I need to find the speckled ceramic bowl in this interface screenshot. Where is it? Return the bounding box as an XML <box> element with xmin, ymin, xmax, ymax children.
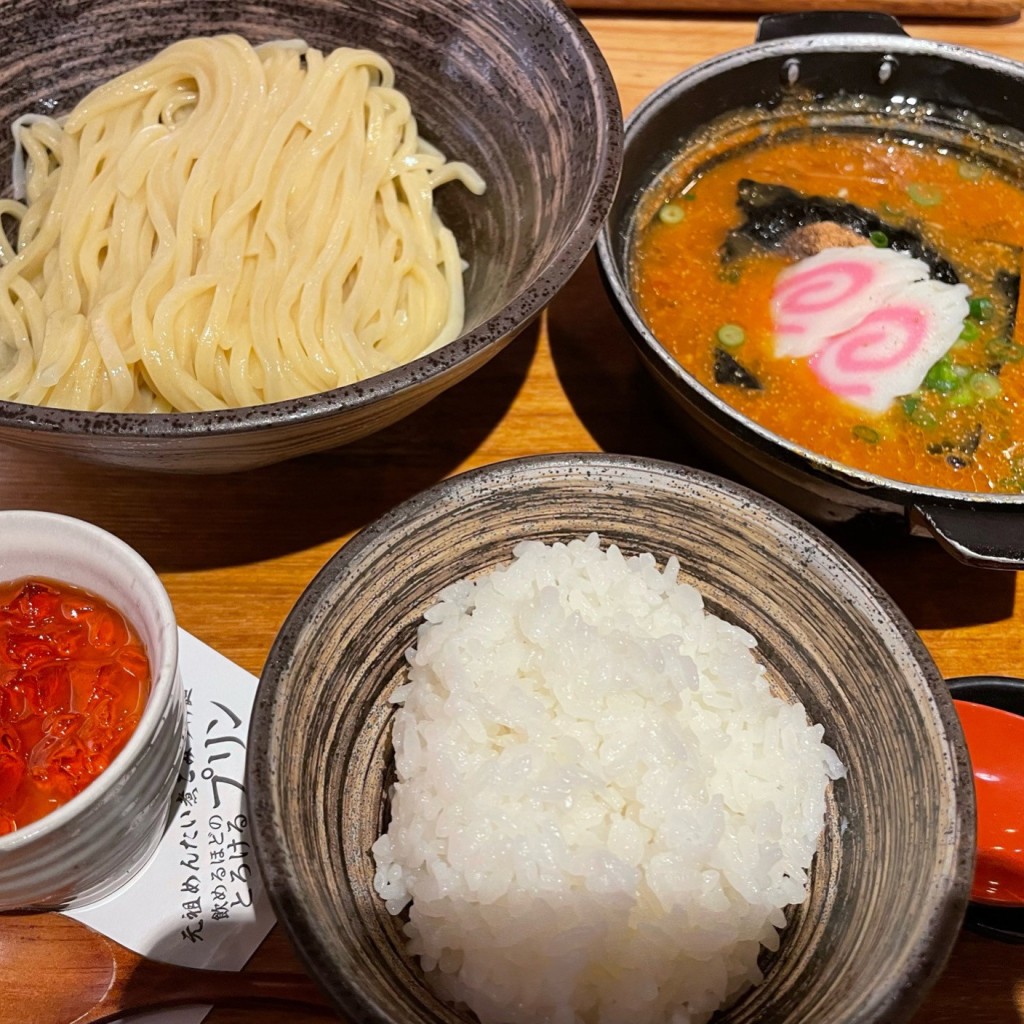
<box><xmin>249</xmin><ymin>452</ymin><xmax>974</xmax><ymax>1024</ymax></box>
<box><xmin>0</xmin><ymin>0</ymin><xmax>620</xmax><ymax>473</ymax></box>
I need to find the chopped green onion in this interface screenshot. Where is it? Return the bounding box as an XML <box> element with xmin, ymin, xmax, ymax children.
<box><xmin>906</xmin><ymin>183</ymin><xmax>943</xmax><ymax>207</ymax></box>
<box><xmin>719</xmin><ymin>268</ymin><xmax>741</xmax><ymax>285</ymax></box>
<box><xmin>959</xmin><ymin>319</ymin><xmax>980</xmax><ymax>342</ymax></box>
<box><xmin>947</xmin><ymin>385</ymin><xmax>976</xmax><ymax>407</ymax></box>
<box><xmin>716</xmin><ymin>323</ymin><xmax>746</xmax><ymax>347</ymax></box>
<box><xmin>901</xmin><ymin>395</ymin><xmax>938</xmax><ymax>429</ymax></box>
<box><xmin>682</xmin><ymin>191</ymin><xmax>697</xmax><ymax>202</ymax></box>
<box><xmin>852</xmin><ymin>424</ymin><xmax>880</xmax><ymax>444</ymax></box>
<box><xmin>969</xmin><ymin>371</ymin><xmax>1003</xmax><ymax>400</ymax></box>
<box><xmin>987</xmin><ymin>338</ymin><xmax>1024</xmax><ymax>363</ymax></box>
<box><xmin>911</xmin><ymin>406</ymin><xmax>938</xmax><ymax>429</ymax></box>
<box><xmin>958</xmin><ymin>160</ymin><xmax>986</xmax><ymax>181</ymax></box>
<box><xmin>969</xmin><ymin>296</ymin><xmax>995</xmax><ymax>322</ymax></box>
<box><xmin>869</xmin><ymin>230</ymin><xmax>889</xmax><ymax>248</ymax></box>
<box><xmin>923</xmin><ymin>358</ymin><xmax>959</xmax><ymax>393</ymax></box>
<box><xmin>658</xmin><ymin>203</ymin><xmax>685</xmax><ymax>225</ymax></box>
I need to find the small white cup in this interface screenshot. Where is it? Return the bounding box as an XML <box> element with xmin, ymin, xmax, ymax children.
<box><xmin>0</xmin><ymin>510</ymin><xmax>185</xmax><ymax>910</ymax></box>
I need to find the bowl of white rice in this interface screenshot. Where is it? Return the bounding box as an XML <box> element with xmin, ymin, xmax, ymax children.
<box><xmin>248</xmin><ymin>452</ymin><xmax>974</xmax><ymax>1024</ymax></box>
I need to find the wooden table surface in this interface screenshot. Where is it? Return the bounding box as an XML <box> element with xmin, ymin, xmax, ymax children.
<box><xmin>3</xmin><ymin>8</ymin><xmax>1024</xmax><ymax>1024</ymax></box>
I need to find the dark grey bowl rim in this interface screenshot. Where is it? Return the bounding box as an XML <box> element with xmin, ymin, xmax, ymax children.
<box><xmin>247</xmin><ymin>451</ymin><xmax>974</xmax><ymax>1024</ymax></box>
<box><xmin>595</xmin><ymin>31</ymin><xmax>1024</xmax><ymax>510</ymax></box>
<box><xmin>0</xmin><ymin>0</ymin><xmax>621</xmax><ymax>440</ymax></box>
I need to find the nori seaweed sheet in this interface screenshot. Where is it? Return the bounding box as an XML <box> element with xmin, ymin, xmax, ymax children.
<box><xmin>987</xmin><ymin>269</ymin><xmax>1021</xmax><ymax>375</ymax></box>
<box><xmin>722</xmin><ymin>179</ymin><xmax>961</xmax><ymax>285</ymax></box>
<box><xmin>714</xmin><ymin>348</ymin><xmax>762</xmax><ymax>390</ymax></box>
<box><xmin>995</xmin><ymin>268</ymin><xmax>1021</xmax><ymax>338</ymax></box>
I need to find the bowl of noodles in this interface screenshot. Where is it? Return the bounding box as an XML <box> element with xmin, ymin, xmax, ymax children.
<box><xmin>0</xmin><ymin>0</ymin><xmax>620</xmax><ymax>472</ymax></box>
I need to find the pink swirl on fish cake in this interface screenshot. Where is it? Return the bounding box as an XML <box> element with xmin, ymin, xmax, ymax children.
<box><xmin>771</xmin><ymin>247</ymin><xmax>932</xmax><ymax>359</ymax></box>
<box><xmin>810</xmin><ymin>305</ymin><xmax>931</xmax><ymax>412</ymax></box>
<box><xmin>774</xmin><ymin>260</ymin><xmax>876</xmax><ymax>317</ymax></box>
<box><xmin>769</xmin><ymin>247</ymin><xmax>968</xmax><ymax>414</ymax></box>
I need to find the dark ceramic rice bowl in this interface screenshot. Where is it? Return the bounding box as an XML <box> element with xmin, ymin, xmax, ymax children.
<box><xmin>248</xmin><ymin>452</ymin><xmax>974</xmax><ymax>1024</ymax></box>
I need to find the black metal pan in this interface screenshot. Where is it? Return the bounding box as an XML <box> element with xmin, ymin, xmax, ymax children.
<box><xmin>598</xmin><ymin>11</ymin><xmax>1024</xmax><ymax>569</ymax></box>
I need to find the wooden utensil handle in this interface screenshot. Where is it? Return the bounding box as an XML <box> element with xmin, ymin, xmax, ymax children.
<box><xmin>93</xmin><ymin>961</ymin><xmax>337</xmax><ymax>1023</ymax></box>
<box><xmin>567</xmin><ymin>0</ymin><xmax>1022</xmax><ymax>19</ymax></box>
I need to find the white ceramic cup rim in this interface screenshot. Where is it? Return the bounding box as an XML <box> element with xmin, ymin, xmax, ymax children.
<box><xmin>0</xmin><ymin>509</ymin><xmax>178</xmax><ymax>850</ymax></box>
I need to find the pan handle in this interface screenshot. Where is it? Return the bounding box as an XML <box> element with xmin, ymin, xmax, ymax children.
<box><xmin>756</xmin><ymin>12</ymin><xmax>909</xmax><ymax>43</ymax></box>
<box><xmin>909</xmin><ymin>504</ymin><xmax>1024</xmax><ymax>570</ymax></box>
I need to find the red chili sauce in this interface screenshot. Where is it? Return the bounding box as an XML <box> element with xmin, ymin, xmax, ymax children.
<box><xmin>0</xmin><ymin>578</ymin><xmax>151</xmax><ymax>835</ymax></box>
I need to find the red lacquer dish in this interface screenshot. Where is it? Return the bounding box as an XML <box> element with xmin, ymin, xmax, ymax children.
<box><xmin>954</xmin><ymin>698</ymin><xmax>1024</xmax><ymax>906</ymax></box>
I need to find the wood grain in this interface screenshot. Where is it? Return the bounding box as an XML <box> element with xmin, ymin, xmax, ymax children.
<box><xmin>569</xmin><ymin>0</ymin><xmax>1023</xmax><ymax>19</ymax></box>
<box><xmin>0</xmin><ymin>914</ymin><xmax>334</xmax><ymax>1024</ymax></box>
<box><xmin>1</xmin><ymin>10</ymin><xmax>1023</xmax><ymax>1024</ymax></box>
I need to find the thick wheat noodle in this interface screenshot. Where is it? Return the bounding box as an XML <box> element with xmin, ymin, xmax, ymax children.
<box><xmin>0</xmin><ymin>34</ymin><xmax>484</xmax><ymax>412</ymax></box>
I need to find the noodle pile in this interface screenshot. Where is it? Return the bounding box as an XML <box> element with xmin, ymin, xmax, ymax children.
<box><xmin>0</xmin><ymin>35</ymin><xmax>485</xmax><ymax>412</ymax></box>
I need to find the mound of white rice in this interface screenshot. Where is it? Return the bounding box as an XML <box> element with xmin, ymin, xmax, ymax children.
<box><xmin>372</xmin><ymin>534</ymin><xmax>845</xmax><ymax>1024</ymax></box>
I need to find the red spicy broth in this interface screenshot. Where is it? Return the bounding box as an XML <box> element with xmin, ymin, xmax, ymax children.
<box><xmin>631</xmin><ymin>101</ymin><xmax>1024</xmax><ymax>493</ymax></box>
<box><xmin>0</xmin><ymin>578</ymin><xmax>151</xmax><ymax>835</ymax></box>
